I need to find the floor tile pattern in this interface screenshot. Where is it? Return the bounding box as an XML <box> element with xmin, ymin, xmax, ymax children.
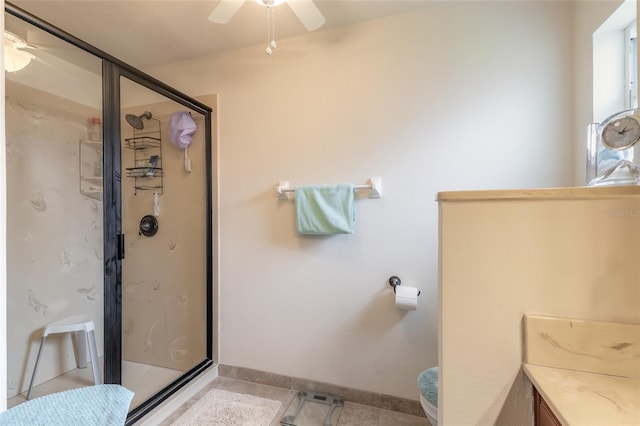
<box><xmin>219</xmin><ymin>364</ymin><xmax>425</xmax><ymax>417</ymax></box>
<box><xmin>161</xmin><ymin>376</ymin><xmax>429</xmax><ymax>426</ymax></box>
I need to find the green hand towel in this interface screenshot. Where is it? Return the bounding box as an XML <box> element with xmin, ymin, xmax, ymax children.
<box><xmin>295</xmin><ymin>183</ymin><xmax>355</xmax><ymax>235</ymax></box>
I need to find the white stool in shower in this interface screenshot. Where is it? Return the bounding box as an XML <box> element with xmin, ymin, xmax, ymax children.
<box><xmin>27</xmin><ymin>315</ymin><xmax>101</xmax><ymax>400</ymax></box>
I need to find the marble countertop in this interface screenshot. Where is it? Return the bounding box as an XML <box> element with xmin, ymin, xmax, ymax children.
<box><xmin>523</xmin><ymin>314</ymin><xmax>640</xmax><ymax>425</ymax></box>
<box><xmin>523</xmin><ymin>364</ymin><xmax>640</xmax><ymax>425</ymax></box>
<box><xmin>437</xmin><ymin>185</ymin><xmax>640</xmax><ymax>201</ymax></box>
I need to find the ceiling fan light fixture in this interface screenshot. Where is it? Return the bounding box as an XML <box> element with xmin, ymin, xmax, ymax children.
<box><xmin>4</xmin><ymin>38</ymin><xmax>35</xmax><ymax>72</ymax></box>
<box><xmin>209</xmin><ymin>0</ymin><xmax>326</xmax><ymax>49</ymax></box>
<box><xmin>4</xmin><ymin>31</ymin><xmax>29</xmax><ymax>48</ymax></box>
<box><xmin>254</xmin><ymin>0</ymin><xmax>286</xmax><ymax>7</ymax></box>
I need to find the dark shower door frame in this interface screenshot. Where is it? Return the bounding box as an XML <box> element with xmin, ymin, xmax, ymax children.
<box><xmin>104</xmin><ymin>64</ymin><xmax>214</xmax><ymax>424</ymax></box>
<box><xmin>5</xmin><ymin>3</ymin><xmax>214</xmax><ymax>424</ymax></box>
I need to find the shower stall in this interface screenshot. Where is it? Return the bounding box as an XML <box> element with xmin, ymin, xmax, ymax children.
<box><xmin>4</xmin><ymin>4</ymin><xmax>213</xmax><ymax>422</ymax></box>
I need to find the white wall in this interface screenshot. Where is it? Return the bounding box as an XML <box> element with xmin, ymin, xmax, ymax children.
<box><xmin>149</xmin><ymin>2</ymin><xmax>574</xmax><ymax>400</ymax></box>
<box><xmin>1</xmin><ymin>0</ymin><xmax>8</xmax><ymax>411</ymax></box>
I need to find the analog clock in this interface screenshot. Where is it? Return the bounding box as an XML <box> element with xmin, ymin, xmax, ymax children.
<box><xmin>601</xmin><ymin>114</ymin><xmax>640</xmax><ymax>150</ymax></box>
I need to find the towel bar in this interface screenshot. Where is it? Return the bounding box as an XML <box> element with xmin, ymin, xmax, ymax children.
<box><xmin>277</xmin><ymin>177</ymin><xmax>382</xmax><ymax>200</ymax></box>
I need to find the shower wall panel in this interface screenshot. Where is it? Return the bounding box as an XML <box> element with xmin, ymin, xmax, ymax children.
<box><xmin>121</xmin><ymin>101</ymin><xmax>206</xmax><ymax>373</ymax></box>
<box><xmin>5</xmin><ymin>82</ymin><xmax>104</xmax><ymax>398</ymax></box>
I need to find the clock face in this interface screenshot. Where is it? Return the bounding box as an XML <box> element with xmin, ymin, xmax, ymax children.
<box><xmin>601</xmin><ymin>115</ymin><xmax>640</xmax><ymax>150</ymax></box>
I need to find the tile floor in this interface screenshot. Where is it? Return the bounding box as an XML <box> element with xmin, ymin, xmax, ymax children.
<box><xmin>8</xmin><ymin>364</ymin><xmax>429</xmax><ymax>426</ymax></box>
<box><xmin>161</xmin><ymin>376</ymin><xmax>429</xmax><ymax>426</ymax></box>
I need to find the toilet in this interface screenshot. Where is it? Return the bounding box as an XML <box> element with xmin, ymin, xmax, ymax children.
<box><xmin>417</xmin><ymin>367</ymin><xmax>438</xmax><ymax>426</ymax></box>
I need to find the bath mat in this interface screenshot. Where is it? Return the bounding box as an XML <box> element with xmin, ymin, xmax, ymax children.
<box><xmin>171</xmin><ymin>389</ymin><xmax>282</xmax><ymax>426</ymax></box>
<box><xmin>0</xmin><ymin>385</ymin><xmax>133</xmax><ymax>426</ymax></box>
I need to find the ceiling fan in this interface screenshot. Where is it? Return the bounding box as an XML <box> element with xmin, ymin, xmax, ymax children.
<box><xmin>4</xmin><ymin>31</ymin><xmax>36</xmax><ymax>72</ymax></box>
<box><xmin>209</xmin><ymin>0</ymin><xmax>325</xmax><ymax>31</ymax></box>
<box><xmin>209</xmin><ymin>0</ymin><xmax>326</xmax><ymax>54</ymax></box>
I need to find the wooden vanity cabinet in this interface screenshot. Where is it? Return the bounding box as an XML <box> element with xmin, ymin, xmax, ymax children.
<box><xmin>533</xmin><ymin>387</ymin><xmax>562</xmax><ymax>426</ymax></box>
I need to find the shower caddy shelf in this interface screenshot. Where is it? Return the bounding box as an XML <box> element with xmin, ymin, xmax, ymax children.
<box><xmin>79</xmin><ymin>139</ymin><xmax>103</xmax><ymax>201</ymax></box>
<box><xmin>125</xmin><ymin>118</ymin><xmax>163</xmax><ymax>195</ymax></box>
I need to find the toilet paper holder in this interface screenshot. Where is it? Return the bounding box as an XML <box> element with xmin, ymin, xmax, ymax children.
<box><xmin>388</xmin><ymin>276</ymin><xmax>420</xmax><ymax>296</ymax></box>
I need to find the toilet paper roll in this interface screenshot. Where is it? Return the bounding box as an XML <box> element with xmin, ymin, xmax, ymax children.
<box><xmin>395</xmin><ymin>286</ymin><xmax>418</xmax><ymax>311</ymax></box>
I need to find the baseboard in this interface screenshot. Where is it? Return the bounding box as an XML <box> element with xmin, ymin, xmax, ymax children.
<box><xmin>218</xmin><ymin>364</ymin><xmax>425</xmax><ymax>418</ymax></box>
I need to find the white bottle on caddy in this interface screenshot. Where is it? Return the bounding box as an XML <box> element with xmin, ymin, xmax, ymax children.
<box><xmin>88</xmin><ymin>117</ymin><xmax>103</xmax><ymax>177</ymax></box>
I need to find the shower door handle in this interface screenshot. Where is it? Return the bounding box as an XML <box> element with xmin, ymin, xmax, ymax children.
<box><xmin>117</xmin><ymin>233</ymin><xmax>125</xmax><ymax>260</ymax></box>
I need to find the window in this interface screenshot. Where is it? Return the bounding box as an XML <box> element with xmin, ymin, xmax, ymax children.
<box><xmin>592</xmin><ymin>0</ymin><xmax>636</xmax><ymax>122</ymax></box>
<box><xmin>624</xmin><ymin>20</ymin><xmax>637</xmax><ymax>109</ymax></box>
<box><xmin>590</xmin><ymin>3</ymin><xmax>637</xmax><ymax>183</ymax></box>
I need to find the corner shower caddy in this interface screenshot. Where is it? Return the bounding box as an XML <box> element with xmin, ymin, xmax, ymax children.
<box><xmin>125</xmin><ymin>117</ymin><xmax>163</xmax><ymax>195</ymax></box>
<box><xmin>79</xmin><ymin>139</ymin><xmax>103</xmax><ymax>201</ymax></box>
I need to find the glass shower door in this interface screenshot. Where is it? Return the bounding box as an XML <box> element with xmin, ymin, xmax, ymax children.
<box><xmin>118</xmin><ymin>76</ymin><xmax>209</xmax><ymax>412</ymax></box>
<box><xmin>6</xmin><ymin>4</ymin><xmax>213</xmax><ymax>418</ymax></box>
<box><xmin>4</xmin><ymin>10</ymin><xmax>105</xmax><ymax>406</ymax></box>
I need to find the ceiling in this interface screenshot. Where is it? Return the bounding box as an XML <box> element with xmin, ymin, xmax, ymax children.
<box><xmin>8</xmin><ymin>0</ymin><xmax>433</xmax><ymax>70</ymax></box>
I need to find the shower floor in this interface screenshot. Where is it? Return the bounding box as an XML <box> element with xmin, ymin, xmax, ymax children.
<box><xmin>7</xmin><ymin>358</ymin><xmax>182</xmax><ymax>410</ymax></box>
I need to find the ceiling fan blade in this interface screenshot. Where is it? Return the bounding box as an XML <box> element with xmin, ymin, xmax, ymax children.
<box><xmin>287</xmin><ymin>0</ymin><xmax>326</xmax><ymax>32</ymax></box>
<box><xmin>208</xmin><ymin>0</ymin><xmax>246</xmax><ymax>24</ymax></box>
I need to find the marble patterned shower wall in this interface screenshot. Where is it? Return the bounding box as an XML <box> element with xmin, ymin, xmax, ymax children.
<box><xmin>120</xmin><ymin>102</ymin><xmax>207</xmax><ymax>374</ymax></box>
<box><xmin>5</xmin><ymin>81</ymin><xmax>104</xmax><ymax>398</ymax></box>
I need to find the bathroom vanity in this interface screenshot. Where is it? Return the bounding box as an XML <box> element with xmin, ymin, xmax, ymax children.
<box><xmin>523</xmin><ymin>314</ymin><xmax>640</xmax><ymax>425</ymax></box>
<box><xmin>527</xmin><ymin>365</ymin><xmax>639</xmax><ymax>425</ymax></box>
<box><xmin>438</xmin><ymin>186</ymin><xmax>640</xmax><ymax>425</ymax></box>
<box><xmin>533</xmin><ymin>387</ymin><xmax>560</xmax><ymax>426</ymax></box>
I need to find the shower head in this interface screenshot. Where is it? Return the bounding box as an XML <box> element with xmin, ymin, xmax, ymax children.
<box><xmin>125</xmin><ymin>111</ymin><xmax>152</xmax><ymax>130</ymax></box>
